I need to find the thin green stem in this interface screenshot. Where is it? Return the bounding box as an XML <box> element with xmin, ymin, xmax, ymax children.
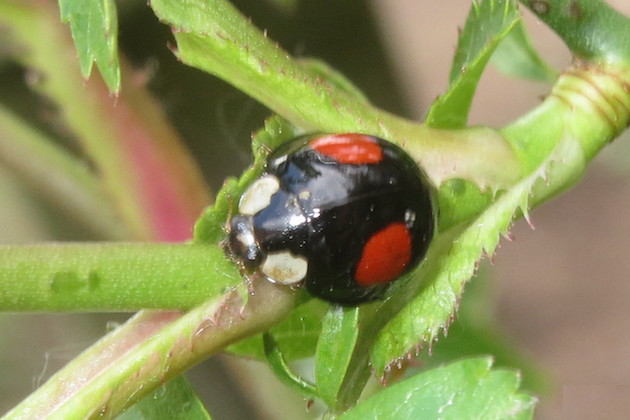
<box><xmin>0</xmin><ymin>243</ymin><xmax>240</xmax><ymax>311</ymax></box>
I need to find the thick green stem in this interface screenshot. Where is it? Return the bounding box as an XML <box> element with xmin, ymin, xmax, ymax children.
<box><xmin>0</xmin><ymin>243</ymin><xmax>240</xmax><ymax>311</ymax></box>
<box><xmin>4</xmin><ymin>278</ymin><xmax>297</xmax><ymax>419</ymax></box>
<box><xmin>502</xmin><ymin>62</ymin><xmax>630</xmax><ymax>201</ymax></box>
<box><xmin>502</xmin><ymin>0</ymin><xmax>630</xmax><ymax>204</ymax></box>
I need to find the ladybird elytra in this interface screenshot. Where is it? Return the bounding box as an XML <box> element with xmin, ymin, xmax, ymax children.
<box><xmin>354</xmin><ymin>222</ymin><xmax>413</xmax><ymax>287</ymax></box>
<box><xmin>227</xmin><ymin>133</ymin><xmax>435</xmax><ymax>305</ymax></box>
<box><xmin>309</xmin><ymin>134</ymin><xmax>384</xmax><ymax>164</ymax></box>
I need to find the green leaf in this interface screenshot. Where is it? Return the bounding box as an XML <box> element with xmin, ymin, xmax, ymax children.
<box><xmin>338</xmin><ymin>358</ymin><xmax>535</xmax><ymax>420</ymax></box>
<box><xmin>436</xmin><ymin>179</ymin><xmax>494</xmax><ymax>231</ymax></box>
<box><xmin>151</xmin><ymin>0</ymin><xmax>354</xmax><ymax>132</ymax></box>
<box><xmin>149</xmin><ymin>0</ymin><xmax>394</xmax><ymax>134</ymax></box>
<box><xmin>491</xmin><ymin>20</ymin><xmax>558</xmax><ymax>82</ymax></box>
<box><xmin>262</xmin><ymin>333</ymin><xmax>318</xmax><ymax>399</ymax></box>
<box><xmin>58</xmin><ymin>0</ymin><xmax>121</xmax><ymax>92</ymax></box>
<box><xmin>150</xmin><ymin>0</ymin><xmax>526</xmax><ymax>202</ymax></box>
<box><xmin>227</xmin><ymin>298</ymin><xmax>327</xmax><ymax>360</ymax></box>
<box><xmin>299</xmin><ymin>58</ymin><xmax>370</xmax><ymax>103</ymax></box>
<box><xmin>416</xmin><ymin>267</ymin><xmax>549</xmax><ymax>394</ymax></box>
<box><xmin>116</xmin><ymin>375</ymin><xmax>211</xmax><ymax>420</ymax></box>
<box><xmin>315</xmin><ymin>306</ymin><xmax>360</xmax><ymax>409</ymax></box>
<box><xmin>426</xmin><ymin>0</ymin><xmax>520</xmax><ymax>128</ymax></box>
<box><xmin>370</xmin><ymin>133</ymin><xmax>585</xmax><ymax>375</ymax></box>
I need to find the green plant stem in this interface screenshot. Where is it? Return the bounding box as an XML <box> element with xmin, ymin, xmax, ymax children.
<box><xmin>0</xmin><ymin>242</ymin><xmax>242</xmax><ymax>311</ymax></box>
<box><xmin>502</xmin><ymin>62</ymin><xmax>630</xmax><ymax>198</ymax></box>
<box><xmin>0</xmin><ymin>105</ymin><xmax>127</xmax><ymax>240</ymax></box>
<box><xmin>150</xmin><ymin>0</ymin><xmax>523</xmax><ymax>194</ymax></box>
<box><xmin>4</xmin><ymin>278</ymin><xmax>297</xmax><ymax>419</ymax></box>
<box><xmin>509</xmin><ymin>0</ymin><xmax>630</xmax><ymax>180</ymax></box>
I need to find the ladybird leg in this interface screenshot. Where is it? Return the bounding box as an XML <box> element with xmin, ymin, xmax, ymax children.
<box><xmin>243</xmin><ymin>271</ymin><xmax>257</xmax><ymax>296</ymax></box>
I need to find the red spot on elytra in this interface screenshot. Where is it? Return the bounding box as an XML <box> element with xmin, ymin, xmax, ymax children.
<box><xmin>355</xmin><ymin>222</ymin><xmax>412</xmax><ymax>287</ymax></box>
<box><xmin>310</xmin><ymin>134</ymin><xmax>383</xmax><ymax>164</ymax></box>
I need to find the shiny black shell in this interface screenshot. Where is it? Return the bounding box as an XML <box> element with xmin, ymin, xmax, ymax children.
<box><xmin>228</xmin><ymin>134</ymin><xmax>435</xmax><ymax>305</ymax></box>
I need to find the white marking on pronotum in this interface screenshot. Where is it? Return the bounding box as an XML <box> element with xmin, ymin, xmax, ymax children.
<box><xmin>261</xmin><ymin>251</ymin><xmax>308</xmax><ymax>285</ymax></box>
<box><xmin>239</xmin><ymin>175</ymin><xmax>280</xmax><ymax>216</ymax></box>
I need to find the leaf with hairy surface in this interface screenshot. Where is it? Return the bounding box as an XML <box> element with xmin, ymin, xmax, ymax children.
<box><xmin>338</xmin><ymin>357</ymin><xmax>535</xmax><ymax>420</ymax></box>
<box><xmin>370</xmin><ymin>133</ymin><xmax>584</xmax><ymax>375</ymax></box>
<box><xmin>426</xmin><ymin>0</ymin><xmax>521</xmax><ymax>128</ymax></box>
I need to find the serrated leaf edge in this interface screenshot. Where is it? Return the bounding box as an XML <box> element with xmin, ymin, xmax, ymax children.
<box><xmin>372</xmin><ymin>133</ymin><xmax>584</xmax><ymax>375</ymax></box>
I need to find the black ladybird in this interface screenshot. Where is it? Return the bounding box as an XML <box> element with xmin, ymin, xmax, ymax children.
<box><xmin>227</xmin><ymin>134</ymin><xmax>435</xmax><ymax>305</ymax></box>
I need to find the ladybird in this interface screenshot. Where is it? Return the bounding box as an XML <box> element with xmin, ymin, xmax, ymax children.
<box><xmin>227</xmin><ymin>133</ymin><xmax>435</xmax><ymax>305</ymax></box>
